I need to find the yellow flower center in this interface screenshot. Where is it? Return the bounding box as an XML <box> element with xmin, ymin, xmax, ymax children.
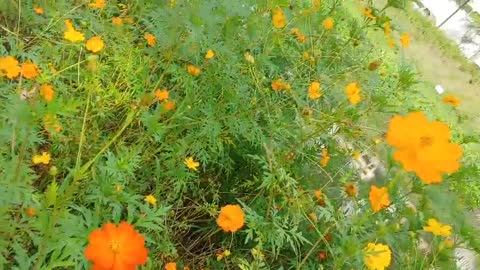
<box><xmin>420</xmin><ymin>136</ymin><xmax>433</xmax><ymax>147</ymax></box>
<box><xmin>110</xmin><ymin>240</ymin><xmax>121</xmax><ymax>253</ymax></box>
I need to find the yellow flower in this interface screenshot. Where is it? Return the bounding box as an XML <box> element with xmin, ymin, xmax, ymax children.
<box><xmin>364</xmin><ymin>243</ymin><xmax>392</xmax><ymax>270</ymax></box>
<box><xmin>144</xmin><ymin>33</ymin><xmax>156</xmax><ymax>47</ymax></box>
<box><xmin>0</xmin><ymin>56</ymin><xmax>21</xmax><ymax>79</ymax></box>
<box><xmin>205</xmin><ymin>49</ymin><xmax>215</xmax><ymax>59</ymax></box>
<box><xmin>144</xmin><ymin>194</ymin><xmax>157</xmax><ymax>206</ymax></box>
<box><xmin>115</xmin><ymin>184</ymin><xmax>122</xmax><ymax>192</ymax></box>
<box><xmin>312</xmin><ymin>0</ymin><xmax>321</xmax><ymax>10</ymax></box>
<box><xmin>86</xmin><ymin>36</ymin><xmax>105</xmax><ymax>53</ymax></box>
<box><xmin>184</xmin><ymin>157</ymin><xmax>200</xmax><ymax>171</ymax></box>
<box><xmin>112</xmin><ymin>17</ymin><xmax>123</xmax><ymax>26</ymax></box>
<box><xmin>217</xmin><ymin>204</ymin><xmax>245</xmax><ymax>233</ymax></box>
<box><xmin>362</xmin><ymin>7</ymin><xmax>376</xmax><ymax>19</ymax></box>
<box><xmin>21</xmin><ymin>62</ymin><xmax>41</xmax><ymax>79</ymax></box>
<box><xmin>187</xmin><ymin>64</ymin><xmax>201</xmax><ymax>76</ymax></box>
<box><xmin>272</xmin><ymin>7</ymin><xmax>287</xmax><ymax>29</ymax></box>
<box><xmin>442</xmin><ymin>94</ymin><xmax>460</xmax><ymax>107</ymax></box>
<box><xmin>384</xmin><ymin>22</ymin><xmax>392</xmax><ymax>37</ymax></box>
<box><xmin>88</xmin><ymin>0</ymin><xmax>106</xmax><ymax>9</ymax></box>
<box><xmin>39</xmin><ymin>84</ymin><xmax>54</xmax><ymax>102</ymax></box>
<box><xmin>369</xmin><ymin>185</ymin><xmax>390</xmax><ymax>212</ymax></box>
<box><xmin>224</xmin><ymin>250</ymin><xmax>231</xmax><ymax>257</ymax></box>
<box><xmin>400</xmin><ymin>33</ymin><xmax>410</xmax><ymax>48</ymax></box>
<box><xmin>308</xmin><ymin>81</ymin><xmax>322</xmax><ymax>100</ymax></box>
<box><xmin>34</xmin><ymin>5</ymin><xmax>44</xmax><ymax>15</ymax></box>
<box><xmin>345</xmin><ymin>82</ymin><xmax>361</xmax><ymax>105</ymax></box>
<box><xmin>424</xmin><ymin>218</ymin><xmax>452</xmax><ymax>237</ymax></box>
<box><xmin>32</xmin><ymin>152</ymin><xmax>51</xmax><ymax>165</ymax></box>
<box><xmin>320</xmin><ymin>148</ymin><xmax>330</xmax><ymax>167</ymax></box>
<box><xmin>386</xmin><ymin>112</ymin><xmax>462</xmax><ymax>184</ymax></box>
<box><xmin>64</xmin><ymin>19</ymin><xmax>85</xmax><ymax>42</ymax></box>
<box><xmin>322</xmin><ymin>17</ymin><xmax>334</xmax><ymax>30</ymax></box>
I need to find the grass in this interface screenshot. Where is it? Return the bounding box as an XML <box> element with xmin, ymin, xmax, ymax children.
<box><xmin>388</xmin><ymin>3</ymin><xmax>480</xmax><ymax>132</ymax></box>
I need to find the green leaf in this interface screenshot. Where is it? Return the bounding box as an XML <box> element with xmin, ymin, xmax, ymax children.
<box><xmin>45</xmin><ymin>181</ymin><xmax>58</xmax><ymax>207</ymax></box>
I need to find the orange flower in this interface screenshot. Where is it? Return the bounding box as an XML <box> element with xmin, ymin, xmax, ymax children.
<box><xmin>40</xmin><ymin>84</ymin><xmax>54</xmax><ymax>102</ymax></box>
<box><xmin>217</xmin><ymin>204</ymin><xmax>245</xmax><ymax>233</ymax></box>
<box><xmin>362</xmin><ymin>7</ymin><xmax>376</xmax><ymax>19</ymax></box>
<box><xmin>272</xmin><ymin>7</ymin><xmax>286</xmax><ymax>29</ymax></box>
<box><xmin>386</xmin><ymin>112</ymin><xmax>462</xmax><ymax>184</ymax></box>
<box><xmin>308</xmin><ymin>81</ymin><xmax>322</xmax><ymax>100</ymax></box>
<box><xmin>64</xmin><ymin>19</ymin><xmax>85</xmax><ymax>42</ymax></box>
<box><xmin>291</xmin><ymin>28</ymin><xmax>306</xmax><ymax>43</ymax></box>
<box><xmin>322</xmin><ymin>18</ymin><xmax>334</xmax><ymax>30</ymax></box>
<box><xmin>26</xmin><ymin>207</ymin><xmax>37</xmax><ymax>217</ymax></box>
<box><xmin>155</xmin><ymin>89</ymin><xmax>169</xmax><ymax>101</ymax></box>
<box><xmin>320</xmin><ymin>148</ymin><xmax>330</xmax><ymax>167</ymax></box>
<box><xmin>187</xmin><ymin>64</ymin><xmax>201</xmax><ymax>76</ymax></box>
<box><xmin>369</xmin><ymin>185</ymin><xmax>390</xmax><ymax>212</ymax></box>
<box><xmin>85</xmin><ymin>221</ymin><xmax>148</xmax><ymax>269</ymax></box>
<box><xmin>345</xmin><ymin>82</ymin><xmax>361</xmax><ymax>105</ymax></box>
<box><xmin>144</xmin><ymin>33</ymin><xmax>156</xmax><ymax>47</ymax></box>
<box><xmin>0</xmin><ymin>56</ymin><xmax>21</xmax><ymax>79</ymax></box>
<box><xmin>442</xmin><ymin>94</ymin><xmax>460</xmax><ymax>107</ymax></box>
<box><xmin>400</xmin><ymin>33</ymin><xmax>410</xmax><ymax>48</ymax></box>
<box><xmin>271</xmin><ymin>79</ymin><xmax>291</xmax><ymax>91</ymax></box>
<box><xmin>86</xmin><ymin>36</ymin><xmax>105</xmax><ymax>53</ymax></box>
<box><xmin>34</xmin><ymin>5</ymin><xmax>44</xmax><ymax>15</ymax></box>
<box><xmin>21</xmin><ymin>62</ymin><xmax>40</xmax><ymax>79</ymax></box>
<box><xmin>112</xmin><ymin>17</ymin><xmax>123</xmax><ymax>26</ymax></box>
<box><xmin>388</xmin><ymin>38</ymin><xmax>395</xmax><ymax>48</ymax></box>
<box><xmin>162</xmin><ymin>100</ymin><xmax>176</xmax><ymax>111</ymax></box>
<box><xmin>88</xmin><ymin>0</ymin><xmax>106</xmax><ymax>9</ymax></box>
<box><xmin>165</xmin><ymin>262</ymin><xmax>177</xmax><ymax>270</ymax></box>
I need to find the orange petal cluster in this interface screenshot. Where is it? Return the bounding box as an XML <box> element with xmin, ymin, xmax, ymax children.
<box><xmin>386</xmin><ymin>112</ymin><xmax>462</xmax><ymax>184</ymax></box>
<box><xmin>216</xmin><ymin>204</ymin><xmax>245</xmax><ymax>233</ymax></box>
<box><xmin>85</xmin><ymin>221</ymin><xmax>148</xmax><ymax>270</ymax></box>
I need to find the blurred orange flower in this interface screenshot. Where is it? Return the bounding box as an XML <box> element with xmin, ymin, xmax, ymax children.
<box><xmin>442</xmin><ymin>94</ymin><xmax>460</xmax><ymax>107</ymax></box>
<box><xmin>322</xmin><ymin>18</ymin><xmax>334</xmax><ymax>30</ymax></box>
<box><xmin>291</xmin><ymin>28</ymin><xmax>306</xmax><ymax>42</ymax></box>
<box><xmin>271</xmin><ymin>79</ymin><xmax>291</xmax><ymax>91</ymax></box>
<box><xmin>308</xmin><ymin>81</ymin><xmax>322</xmax><ymax>100</ymax></box>
<box><xmin>362</xmin><ymin>7</ymin><xmax>376</xmax><ymax>19</ymax></box>
<box><xmin>88</xmin><ymin>0</ymin><xmax>106</xmax><ymax>9</ymax></box>
<box><xmin>162</xmin><ymin>100</ymin><xmax>176</xmax><ymax>111</ymax></box>
<box><xmin>386</xmin><ymin>112</ymin><xmax>462</xmax><ymax>184</ymax></box>
<box><xmin>155</xmin><ymin>89</ymin><xmax>169</xmax><ymax>101</ymax></box>
<box><xmin>217</xmin><ymin>204</ymin><xmax>245</xmax><ymax>233</ymax></box>
<box><xmin>165</xmin><ymin>262</ymin><xmax>177</xmax><ymax>270</ymax></box>
<box><xmin>187</xmin><ymin>64</ymin><xmax>201</xmax><ymax>76</ymax></box>
<box><xmin>0</xmin><ymin>56</ymin><xmax>21</xmax><ymax>79</ymax></box>
<box><xmin>21</xmin><ymin>62</ymin><xmax>40</xmax><ymax>79</ymax></box>
<box><xmin>40</xmin><ymin>84</ymin><xmax>54</xmax><ymax>102</ymax></box>
<box><xmin>85</xmin><ymin>221</ymin><xmax>148</xmax><ymax>269</ymax></box>
<box><xmin>320</xmin><ymin>148</ymin><xmax>330</xmax><ymax>167</ymax></box>
<box><xmin>272</xmin><ymin>7</ymin><xmax>286</xmax><ymax>29</ymax></box>
<box><xmin>369</xmin><ymin>185</ymin><xmax>390</xmax><ymax>212</ymax></box>
<box><xmin>34</xmin><ymin>5</ymin><xmax>44</xmax><ymax>15</ymax></box>
<box><xmin>400</xmin><ymin>33</ymin><xmax>410</xmax><ymax>48</ymax></box>
<box><xmin>345</xmin><ymin>82</ymin><xmax>361</xmax><ymax>105</ymax></box>
<box><xmin>86</xmin><ymin>36</ymin><xmax>105</xmax><ymax>53</ymax></box>
<box><xmin>144</xmin><ymin>33</ymin><xmax>156</xmax><ymax>47</ymax></box>
<box><xmin>112</xmin><ymin>17</ymin><xmax>123</xmax><ymax>26</ymax></box>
